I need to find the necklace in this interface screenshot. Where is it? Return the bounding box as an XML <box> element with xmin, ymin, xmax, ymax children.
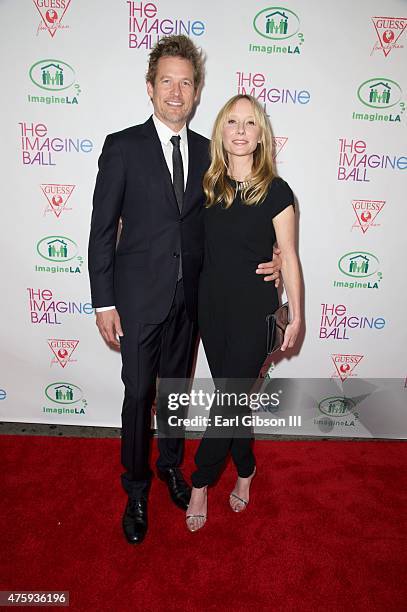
<box><xmin>232</xmin><ymin>179</ymin><xmax>251</xmax><ymax>194</ymax></box>
<box><xmin>228</xmin><ymin>175</ymin><xmax>251</xmax><ymax>192</ymax></box>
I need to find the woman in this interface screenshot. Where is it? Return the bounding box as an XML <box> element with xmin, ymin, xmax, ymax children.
<box><xmin>186</xmin><ymin>94</ymin><xmax>302</xmax><ymax>532</ymax></box>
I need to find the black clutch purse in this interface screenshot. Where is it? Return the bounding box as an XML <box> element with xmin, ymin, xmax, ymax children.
<box><xmin>266</xmin><ymin>303</ymin><xmax>289</xmax><ymax>354</ymax></box>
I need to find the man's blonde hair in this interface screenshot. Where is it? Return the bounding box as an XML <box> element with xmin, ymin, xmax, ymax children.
<box><xmin>146</xmin><ymin>35</ymin><xmax>204</xmax><ymax>90</ymax></box>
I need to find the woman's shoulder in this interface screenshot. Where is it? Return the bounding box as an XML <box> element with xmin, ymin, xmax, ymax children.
<box><xmin>268</xmin><ymin>176</ymin><xmax>292</xmax><ymax>193</ymax></box>
<box><xmin>265</xmin><ymin>176</ymin><xmax>295</xmax><ymax>216</ymax></box>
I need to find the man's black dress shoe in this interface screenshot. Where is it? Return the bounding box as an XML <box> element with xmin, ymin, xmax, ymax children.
<box><xmin>122</xmin><ymin>497</ymin><xmax>148</xmax><ymax>544</ymax></box>
<box><xmin>158</xmin><ymin>467</ymin><xmax>191</xmax><ymax>510</ymax></box>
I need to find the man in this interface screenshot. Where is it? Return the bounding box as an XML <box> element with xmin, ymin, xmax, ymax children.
<box><xmin>88</xmin><ymin>35</ymin><xmax>280</xmax><ymax>544</ymax></box>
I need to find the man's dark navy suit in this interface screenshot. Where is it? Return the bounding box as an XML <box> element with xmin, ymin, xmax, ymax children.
<box><xmin>88</xmin><ymin>116</ymin><xmax>210</xmax><ymax>496</ymax></box>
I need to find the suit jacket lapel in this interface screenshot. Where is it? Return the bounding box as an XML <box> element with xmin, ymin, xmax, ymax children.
<box><xmin>184</xmin><ymin>128</ymin><xmax>200</xmax><ymax>213</ymax></box>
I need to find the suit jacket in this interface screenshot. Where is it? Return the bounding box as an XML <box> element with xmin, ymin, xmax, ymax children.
<box><xmin>88</xmin><ymin>117</ymin><xmax>210</xmax><ymax>324</ymax></box>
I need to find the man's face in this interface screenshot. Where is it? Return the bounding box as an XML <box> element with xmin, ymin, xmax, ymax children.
<box><xmin>147</xmin><ymin>56</ymin><xmax>198</xmax><ymax>131</ymax></box>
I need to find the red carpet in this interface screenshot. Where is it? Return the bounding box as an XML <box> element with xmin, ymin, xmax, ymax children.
<box><xmin>1</xmin><ymin>436</ymin><xmax>406</xmax><ymax>611</ymax></box>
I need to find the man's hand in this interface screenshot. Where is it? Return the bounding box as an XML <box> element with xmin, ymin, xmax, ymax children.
<box><xmin>95</xmin><ymin>309</ymin><xmax>123</xmax><ymax>349</ymax></box>
<box><xmin>256</xmin><ymin>246</ymin><xmax>282</xmax><ymax>286</ymax></box>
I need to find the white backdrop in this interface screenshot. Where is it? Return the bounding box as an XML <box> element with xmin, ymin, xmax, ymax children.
<box><xmin>0</xmin><ymin>0</ymin><xmax>406</xmax><ymax>437</ymax></box>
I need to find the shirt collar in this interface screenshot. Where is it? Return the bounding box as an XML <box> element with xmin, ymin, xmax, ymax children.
<box><xmin>152</xmin><ymin>114</ymin><xmax>188</xmax><ymax>146</ymax></box>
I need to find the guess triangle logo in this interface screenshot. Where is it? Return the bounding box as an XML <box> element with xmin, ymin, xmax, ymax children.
<box><xmin>33</xmin><ymin>0</ymin><xmax>72</xmax><ymax>38</ymax></box>
<box><xmin>48</xmin><ymin>339</ymin><xmax>79</xmax><ymax>368</ymax></box>
<box><xmin>331</xmin><ymin>354</ymin><xmax>363</xmax><ymax>382</ymax></box>
<box><xmin>41</xmin><ymin>184</ymin><xmax>75</xmax><ymax>218</ymax></box>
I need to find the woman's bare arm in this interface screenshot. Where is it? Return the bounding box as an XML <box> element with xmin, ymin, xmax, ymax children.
<box><xmin>272</xmin><ymin>205</ymin><xmax>301</xmax><ymax>350</ymax></box>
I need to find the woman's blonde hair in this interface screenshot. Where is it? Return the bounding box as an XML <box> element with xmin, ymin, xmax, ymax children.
<box><xmin>203</xmin><ymin>94</ymin><xmax>276</xmax><ymax>208</ymax></box>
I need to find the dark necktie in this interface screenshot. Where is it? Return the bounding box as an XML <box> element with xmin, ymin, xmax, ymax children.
<box><xmin>170</xmin><ymin>135</ymin><xmax>184</xmax><ymax>213</ymax></box>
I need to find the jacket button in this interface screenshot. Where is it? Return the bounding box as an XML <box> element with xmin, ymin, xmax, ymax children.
<box><xmin>173</xmin><ymin>252</ymin><xmax>180</xmax><ymax>258</ymax></box>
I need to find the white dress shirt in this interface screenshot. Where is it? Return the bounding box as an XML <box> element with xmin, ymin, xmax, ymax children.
<box><xmin>152</xmin><ymin>114</ymin><xmax>188</xmax><ymax>189</ymax></box>
<box><xmin>96</xmin><ymin>114</ymin><xmax>188</xmax><ymax>313</ymax></box>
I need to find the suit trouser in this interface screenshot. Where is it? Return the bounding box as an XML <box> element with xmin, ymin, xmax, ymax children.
<box><xmin>119</xmin><ymin>280</ymin><xmax>197</xmax><ymax>498</ymax></box>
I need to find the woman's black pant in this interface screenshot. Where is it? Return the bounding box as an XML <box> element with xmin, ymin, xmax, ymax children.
<box><xmin>191</xmin><ymin>324</ymin><xmax>266</xmax><ymax>488</ymax></box>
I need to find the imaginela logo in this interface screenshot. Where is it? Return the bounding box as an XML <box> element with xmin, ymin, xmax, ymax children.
<box><xmin>35</xmin><ymin>235</ymin><xmax>83</xmax><ymax>274</ymax></box>
<box><xmin>250</xmin><ymin>6</ymin><xmax>304</xmax><ymax>55</ymax></box>
<box><xmin>352</xmin><ymin>78</ymin><xmax>405</xmax><ymax>124</ymax></box>
<box><xmin>28</xmin><ymin>59</ymin><xmax>81</xmax><ymax>106</ymax></box>
<box><xmin>127</xmin><ymin>1</ymin><xmax>206</xmax><ymax>49</ymax></box>
<box><xmin>315</xmin><ymin>394</ymin><xmax>359</xmax><ymax>428</ymax></box>
<box><xmin>334</xmin><ymin>252</ymin><xmax>382</xmax><ymax>290</ymax></box>
<box><xmin>27</xmin><ymin>288</ymin><xmax>93</xmax><ymax>325</ymax></box>
<box><xmin>319</xmin><ymin>303</ymin><xmax>385</xmax><ymax>340</ymax></box>
<box><xmin>43</xmin><ymin>382</ymin><xmax>87</xmax><ymax>416</ymax></box>
<box><xmin>337</xmin><ymin>138</ymin><xmax>407</xmax><ymax>182</ymax></box>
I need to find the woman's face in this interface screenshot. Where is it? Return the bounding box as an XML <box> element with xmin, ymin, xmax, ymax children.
<box><xmin>221</xmin><ymin>98</ymin><xmax>261</xmax><ymax>160</ymax></box>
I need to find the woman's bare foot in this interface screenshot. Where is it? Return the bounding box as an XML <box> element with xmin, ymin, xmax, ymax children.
<box><xmin>229</xmin><ymin>467</ymin><xmax>256</xmax><ymax>512</ymax></box>
<box><xmin>186</xmin><ymin>486</ymin><xmax>208</xmax><ymax>532</ymax></box>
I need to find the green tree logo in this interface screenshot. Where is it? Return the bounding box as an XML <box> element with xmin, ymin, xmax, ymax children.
<box><xmin>357</xmin><ymin>77</ymin><xmax>402</xmax><ymax>109</ymax></box>
<box><xmin>45</xmin><ymin>383</ymin><xmax>83</xmax><ymax>405</ymax></box>
<box><xmin>29</xmin><ymin>59</ymin><xmax>76</xmax><ymax>91</ymax></box>
<box><xmin>318</xmin><ymin>396</ymin><xmax>356</xmax><ymax>418</ymax></box>
<box><xmin>37</xmin><ymin>236</ymin><xmax>78</xmax><ymax>262</ymax></box>
<box><xmin>338</xmin><ymin>251</ymin><xmax>380</xmax><ymax>278</ymax></box>
<box><xmin>254</xmin><ymin>6</ymin><xmax>300</xmax><ymax>40</ymax></box>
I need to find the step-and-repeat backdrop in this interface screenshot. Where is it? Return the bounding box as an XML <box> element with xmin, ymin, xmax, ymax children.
<box><xmin>0</xmin><ymin>1</ymin><xmax>406</xmax><ymax>437</ymax></box>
